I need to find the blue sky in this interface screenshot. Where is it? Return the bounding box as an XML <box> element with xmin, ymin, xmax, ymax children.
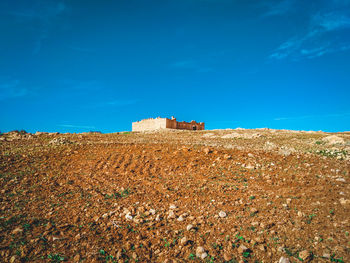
<box><xmin>1</xmin><ymin>0</ymin><xmax>350</xmax><ymax>133</ymax></box>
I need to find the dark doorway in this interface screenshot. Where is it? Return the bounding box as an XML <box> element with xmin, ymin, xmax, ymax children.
<box><xmin>192</xmin><ymin>126</ymin><xmax>197</xmax><ymax>130</ymax></box>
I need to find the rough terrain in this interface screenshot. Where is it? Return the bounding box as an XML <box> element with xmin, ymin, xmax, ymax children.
<box><xmin>0</xmin><ymin>129</ymin><xmax>349</xmax><ymax>262</ymax></box>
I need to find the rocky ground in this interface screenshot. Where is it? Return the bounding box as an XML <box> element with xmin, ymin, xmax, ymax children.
<box><xmin>0</xmin><ymin>129</ymin><xmax>349</xmax><ymax>262</ymax></box>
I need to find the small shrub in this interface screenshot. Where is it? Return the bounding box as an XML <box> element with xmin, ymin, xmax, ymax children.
<box><xmin>47</xmin><ymin>253</ymin><xmax>65</xmax><ymax>262</ymax></box>
<box><xmin>14</xmin><ymin>130</ymin><xmax>27</xmax><ymax>135</ymax></box>
<box><xmin>120</xmin><ymin>188</ymin><xmax>131</xmax><ymax>197</ymax></box>
<box><xmin>316</xmin><ymin>149</ymin><xmax>347</xmax><ymax>158</ymax></box>
<box><xmin>330</xmin><ymin>254</ymin><xmax>344</xmax><ymax>263</ymax></box>
<box><xmin>188</xmin><ymin>253</ymin><xmax>195</xmax><ymax>260</ymax></box>
<box><xmin>243</xmin><ymin>251</ymin><xmax>251</xmax><ymax>258</ymax></box>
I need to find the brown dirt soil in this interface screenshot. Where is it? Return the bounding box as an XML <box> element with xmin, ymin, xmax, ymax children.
<box><xmin>0</xmin><ymin>129</ymin><xmax>349</xmax><ymax>262</ymax></box>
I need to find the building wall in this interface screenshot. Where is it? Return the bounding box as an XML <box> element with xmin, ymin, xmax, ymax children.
<box><xmin>132</xmin><ymin>117</ymin><xmax>205</xmax><ymax>131</ymax></box>
<box><xmin>166</xmin><ymin>118</ymin><xmax>177</xmax><ymax>129</ymax></box>
<box><xmin>132</xmin><ymin>118</ymin><xmax>167</xmax><ymax>131</ymax></box>
<box><xmin>174</xmin><ymin>120</ymin><xmax>204</xmax><ymax>130</ymax></box>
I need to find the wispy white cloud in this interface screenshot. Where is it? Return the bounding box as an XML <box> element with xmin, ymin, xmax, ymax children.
<box><xmin>265</xmin><ymin>0</ymin><xmax>350</xmax><ymax>60</ymax></box>
<box><xmin>312</xmin><ymin>13</ymin><xmax>350</xmax><ymax>31</ymax></box>
<box><xmin>269</xmin><ymin>14</ymin><xmax>350</xmax><ymax>60</ymax></box>
<box><xmin>0</xmin><ymin>79</ymin><xmax>28</xmax><ymax>101</ymax></box>
<box><xmin>57</xmin><ymin>124</ymin><xmax>96</xmax><ymax>129</ymax></box>
<box><xmin>269</xmin><ymin>29</ymin><xmax>327</xmax><ymax>60</ymax></box>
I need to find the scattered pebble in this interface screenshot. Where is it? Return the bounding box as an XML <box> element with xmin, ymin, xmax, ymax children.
<box><xmin>73</xmin><ymin>254</ymin><xmax>80</xmax><ymax>262</ymax></box>
<box><xmin>186</xmin><ymin>224</ymin><xmax>194</xmax><ymax>231</ymax></box>
<box><xmin>168</xmin><ymin>210</ymin><xmax>175</xmax><ymax>219</ymax></box>
<box><xmin>251</xmin><ymin>208</ymin><xmax>258</xmax><ymax>214</ymax></box>
<box><xmin>299</xmin><ymin>250</ymin><xmax>311</xmax><ymax>262</ymax></box>
<box><xmin>224</xmin><ymin>154</ymin><xmax>232</xmax><ymax>160</ymax></box>
<box><xmin>12</xmin><ymin>227</ymin><xmax>23</xmax><ymax>234</ymax></box>
<box><xmin>336</xmin><ymin>177</ymin><xmax>346</xmax><ymax>182</ymax></box>
<box><xmin>279</xmin><ymin>257</ymin><xmax>290</xmax><ymax>263</ymax></box>
<box><xmin>258</xmin><ymin>244</ymin><xmax>266</xmax><ymax>251</ymax></box>
<box><xmin>238</xmin><ymin>244</ymin><xmax>249</xmax><ymax>254</ymax></box>
<box><xmin>224</xmin><ymin>253</ymin><xmax>232</xmax><ymax>261</ymax></box>
<box><xmin>203</xmin><ymin>148</ymin><xmax>212</xmax><ymax>154</ymax></box>
<box><xmin>339</xmin><ymin>198</ymin><xmax>350</xmax><ymax>205</ymax></box>
<box><xmin>180</xmin><ymin>236</ymin><xmax>188</xmax><ymax>245</ymax></box>
<box><xmin>177</xmin><ymin>215</ymin><xmax>184</xmax><ymax>222</ymax></box>
<box><xmin>219</xmin><ymin>211</ymin><xmax>227</xmax><ymax>218</ymax></box>
<box><xmin>196</xmin><ymin>246</ymin><xmax>207</xmax><ymax>259</ymax></box>
<box><xmin>125</xmin><ymin>213</ymin><xmax>133</xmax><ymax>220</ymax></box>
<box><xmin>322</xmin><ymin>253</ymin><xmax>331</xmax><ymax>259</ymax></box>
<box><xmin>149</xmin><ymin>209</ymin><xmax>156</xmax><ymax>215</ymax></box>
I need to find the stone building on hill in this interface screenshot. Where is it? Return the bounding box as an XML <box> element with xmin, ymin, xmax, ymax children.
<box><xmin>132</xmin><ymin>116</ymin><xmax>204</xmax><ymax>132</ymax></box>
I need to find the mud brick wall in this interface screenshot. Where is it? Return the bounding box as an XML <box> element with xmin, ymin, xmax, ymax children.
<box><xmin>132</xmin><ymin>118</ymin><xmax>167</xmax><ymax>131</ymax></box>
<box><xmin>166</xmin><ymin>118</ymin><xmax>177</xmax><ymax>129</ymax></box>
<box><xmin>132</xmin><ymin>118</ymin><xmax>205</xmax><ymax>131</ymax></box>
<box><xmin>175</xmin><ymin>121</ymin><xmax>204</xmax><ymax>130</ymax></box>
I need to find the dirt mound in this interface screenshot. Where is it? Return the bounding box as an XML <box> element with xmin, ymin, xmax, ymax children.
<box><xmin>221</xmin><ymin>132</ymin><xmax>262</xmax><ymax>139</ymax></box>
<box><xmin>322</xmin><ymin>135</ymin><xmax>345</xmax><ymax>145</ymax></box>
<box><xmin>48</xmin><ymin>137</ymin><xmax>73</xmax><ymax>145</ymax></box>
<box><xmin>202</xmin><ymin>133</ymin><xmax>216</xmax><ymax>138</ymax></box>
<box><xmin>2</xmin><ymin>130</ymin><xmax>31</xmax><ymax>141</ymax></box>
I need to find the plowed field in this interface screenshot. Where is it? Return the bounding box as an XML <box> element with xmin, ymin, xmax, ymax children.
<box><xmin>1</xmin><ymin>129</ymin><xmax>349</xmax><ymax>262</ymax></box>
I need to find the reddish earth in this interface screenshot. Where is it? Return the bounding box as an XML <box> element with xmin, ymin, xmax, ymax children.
<box><xmin>0</xmin><ymin>129</ymin><xmax>349</xmax><ymax>262</ymax></box>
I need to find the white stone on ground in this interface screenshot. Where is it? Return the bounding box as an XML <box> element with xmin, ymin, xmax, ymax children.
<box><xmin>186</xmin><ymin>224</ymin><xmax>193</xmax><ymax>231</ymax></box>
<box><xmin>218</xmin><ymin>211</ymin><xmax>227</xmax><ymax>218</ymax></box>
<box><xmin>196</xmin><ymin>246</ymin><xmax>207</xmax><ymax>259</ymax></box>
<box><xmin>125</xmin><ymin>213</ymin><xmax>133</xmax><ymax>220</ymax></box>
<box><xmin>279</xmin><ymin>257</ymin><xmax>291</xmax><ymax>263</ymax></box>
